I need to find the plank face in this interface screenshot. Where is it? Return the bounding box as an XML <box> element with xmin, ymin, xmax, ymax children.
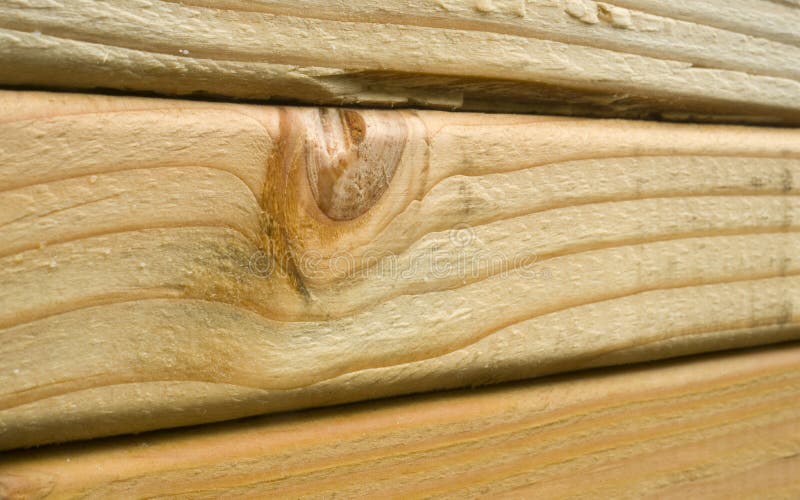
<box><xmin>2</xmin><ymin>0</ymin><xmax>800</xmax><ymax>123</ymax></box>
<box><xmin>1</xmin><ymin>90</ymin><xmax>800</xmax><ymax>449</ymax></box>
<box><xmin>2</xmin><ymin>344</ymin><xmax>799</xmax><ymax>498</ymax></box>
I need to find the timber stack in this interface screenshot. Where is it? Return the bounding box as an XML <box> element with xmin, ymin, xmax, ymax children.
<box><xmin>0</xmin><ymin>1</ymin><xmax>798</xmax><ymax>497</ymax></box>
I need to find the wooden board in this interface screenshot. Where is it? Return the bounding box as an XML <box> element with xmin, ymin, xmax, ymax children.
<box><xmin>2</xmin><ymin>342</ymin><xmax>799</xmax><ymax>498</ymax></box>
<box><xmin>2</xmin><ymin>0</ymin><xmax>800</xmax><ymax>123</ymax></box>
<box><xmin>2</xmin><ymin>90</ymin><xmax>800</xmax><ymax>450</ymax></box>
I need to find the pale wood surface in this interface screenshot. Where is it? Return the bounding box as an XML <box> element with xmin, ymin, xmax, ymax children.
<box><xmin>2</xmin><ymin>0</ymin><xmax>800</xmax><ymax>123</ymax></box>
<box><xmin>2</xmin><ymin>343</ymin><xmax>799</xmax><ymax>498</ymax></box>
<box><xmin>1</xmin><ymin>90</ymin><xmax>800</xmax><ymax>450</ymax></box>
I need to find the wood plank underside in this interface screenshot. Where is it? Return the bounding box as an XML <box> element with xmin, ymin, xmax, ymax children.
<box><xmin>2</xmin><ymin>0</ymin><xmax>800</xmax><ymax>123</ymax></box>
<box><xmin>2</xmin><ymin>343</ymin><xmax>799</xmax><ymax>498</ymax></box>
<box><xmin>2</xmin><ymin>90</ymin><xmax>800</xmax><ymax>450</ymax></box>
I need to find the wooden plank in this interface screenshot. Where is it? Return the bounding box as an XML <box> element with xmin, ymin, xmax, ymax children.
<box><xmin>2</xmin><ymin>343</ymin><xmax>799</xmax><ymax>498</ymax></box>
<box><xmin>1</xmin><ymin>0</ymin><xmax>800</xmax><ymax>123</ymax></box>
<box><xmin>1</xmin><ymin>90</ymin><xmax>800</xmax><ymax>450</ymax></box>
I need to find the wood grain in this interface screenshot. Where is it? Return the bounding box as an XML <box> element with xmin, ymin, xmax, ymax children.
<box><xmin>2</xmin><ymin>0</ymin><xmax>800</xmax><ymax>123</ymax></box>
<box><xmin>2</xmin><ymin>343</ymin><xmax>799</xmax><ymax>498</ymax></box>
<box><xmin>1</xmin><ymin>90</ymin><xmax>800</xmax><ymax>450</ymax></box>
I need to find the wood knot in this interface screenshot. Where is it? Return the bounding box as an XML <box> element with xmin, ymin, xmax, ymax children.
<box><xmin>305</xmin><ymin>109</ymin><xmax>407</xmax><ymax>220</ymax></box>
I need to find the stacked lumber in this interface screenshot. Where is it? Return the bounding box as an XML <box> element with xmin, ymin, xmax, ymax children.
<box><xmin>1</xmin><ymin>0</ymin><xmax>799</xmax><ymax>495</ymax></box>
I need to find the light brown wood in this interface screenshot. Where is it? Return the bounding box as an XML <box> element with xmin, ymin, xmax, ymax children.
<box><xmin>2</xmin><ymin>343</ymin><xmax>799</xmax><ymax>498</ymax></box>
<box><xmin>1</xmin><ymin>90</ymin><xmax>800</xmax><ymax>450</ymax></box>
<box><xmin>2</xmin><ymin>0</ymin><xmax>800</xmax><ymax>123</ymax></box>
